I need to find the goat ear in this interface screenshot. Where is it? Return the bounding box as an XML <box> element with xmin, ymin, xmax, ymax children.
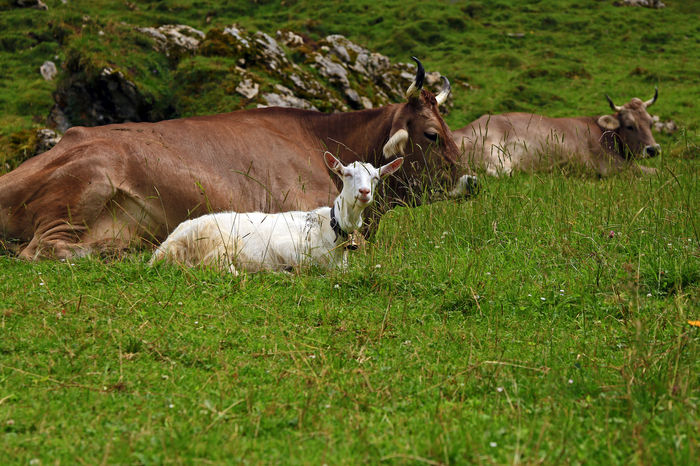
<box><xmin>380</xmin><ymin>157</ymin><xmax>404</xmax><ymax>178</ymax></box>
<box><xmin>323</xmin><ymin>151</ymin><xmax>344</xmax><ymax>175</ymax></box>
<box><xmin>598</xmin><ymin>115</ymin><xmax>620</xmax><ymax>131</ymax></box>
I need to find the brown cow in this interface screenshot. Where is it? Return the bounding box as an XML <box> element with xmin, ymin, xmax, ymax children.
<box><xmin>0</xmin><ymin>58</ymin><xmax>471</xmax><ymax>260</ymax></box>
<box><xmin>453</xmin><ymin>89</ymin><xmax>661</xmax><ymax>176</ymax></box>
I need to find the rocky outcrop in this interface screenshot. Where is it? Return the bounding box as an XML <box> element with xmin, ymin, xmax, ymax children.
<box><xmin>45</xmin><ymin>23</ymin><xmax>450</xmax><ymax>129</ymax></box>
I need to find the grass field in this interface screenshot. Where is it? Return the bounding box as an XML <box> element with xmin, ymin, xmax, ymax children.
<box><xmin>1</xmin><ymin>0</ymin><xmax>699</xmax><ymax>464</ymax></box>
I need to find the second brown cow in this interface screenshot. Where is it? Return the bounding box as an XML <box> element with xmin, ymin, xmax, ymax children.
<box><xmin>453</xmin><ymin>89</ymin><xmax>661</xmax><ymax>176</ymax></box>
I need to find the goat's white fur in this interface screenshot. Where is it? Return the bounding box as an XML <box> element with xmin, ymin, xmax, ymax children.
<box><xmin>149</xmin><ymin>152</ymin><xmax>403</xmax><ymax>273</ymax></box>
<box><xmin>382</xmin><ymin>128</ymin><xmax>409</xmax><ymax>159</ymax></box>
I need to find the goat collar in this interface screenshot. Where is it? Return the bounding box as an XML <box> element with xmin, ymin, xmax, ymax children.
<box><xmin>330</xmin><ymin>204</ymin><xmax>357</xmax><ymax>250</ymax></box>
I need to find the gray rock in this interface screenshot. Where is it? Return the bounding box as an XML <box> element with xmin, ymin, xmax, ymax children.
<box><xmin>223</xmin><ymin>26</ymin><xmax>250</xmax><ymax>48</ymax></box>
<box><xmin>618</xmin><ymin>0</ymin><xmax>665</xmax><ymax>7</ymax></box>
<box><xmin>34</xmin><ymin>129</ymin><xmax>61</xmax><ymax>155</ymax></box>
<box><xmin>40</xmin><ymin>61</ymin><xmax>57</xmax><ymax>81</ymax></box>
<box><xmin>312</xmin><ymin>53</ymin><xmax>350</xmax><ymax>86</ymax></box>
<box><xmin>261</xmin><ymin>85</ymin><xmax>317</xmax><ymax>110</ymax></box>
<box><xmin>137</xmin><ymin>24</ymin><xmax>205</xmax><ymax>56</ymax></box>
<box><xmin>236</xmin><ymin>78</ymin><xmax>259</xmax><ymax>99</ymax></box>
<box><xmin>276</xmin><ymin>30</ymin><xmax>304</xmax><ymax>48</ymax></box>
<box><xmin>253</xmin><ymin>32</ymin><xmax>289</xmax><ymax>72</ymax></box>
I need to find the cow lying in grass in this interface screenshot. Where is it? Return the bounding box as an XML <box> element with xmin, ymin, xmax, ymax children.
<box><xmin>453</xmin><ymin>88</ymin><xmax>661</xmax><ymax>176</ymax></box>
<box><xmin>149</xmin><ymin>152</ymin><xmax>403</xmax><ymax>273</ymax></box>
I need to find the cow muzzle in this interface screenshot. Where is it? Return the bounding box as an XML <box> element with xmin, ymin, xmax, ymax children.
<box><xmin>644</xmin><ymin>144</ymin><xmax>661</xmax><ymax>158</ymax></box>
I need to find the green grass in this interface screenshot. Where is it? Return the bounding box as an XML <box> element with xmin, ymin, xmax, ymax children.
<box><xmin>1</xmin><ymin>0</ymin><xmax>699</xmax><ymax>463</ymax></box>
<box><xmin>1</xmin><ymin>151</ymin><xmax>698</xmax><ymax>463</ymax></box>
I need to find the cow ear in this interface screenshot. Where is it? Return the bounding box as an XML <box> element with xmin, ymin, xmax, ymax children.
<box><xmin>323</xmin><ymin>151</ymin><xmax>345</xmax><ymax>176</ymax></box>
<box><xmin>598</xmin><ymin>115</ymin><xmax>620</xmax><ymax>130</ymax></box>
<box><xmin>379</xmin><ymin>157</ymin><xmax>404</xmax><ymax>178</ymax></box>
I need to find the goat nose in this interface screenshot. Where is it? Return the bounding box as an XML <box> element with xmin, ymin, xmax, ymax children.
<box><xmin>359</xmin><ymin>187</ymin><xmax>370</xmax><ymax>195</ymax></box>
<box><xmin>645</xmin><ymin>144</ymin><xmax>661</xmax><ymax>157</ymax></box>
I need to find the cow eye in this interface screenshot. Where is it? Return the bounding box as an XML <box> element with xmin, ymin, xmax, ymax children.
<box><xmin>424</xmin><ymin>132</ymin><xmax>438</xmax><ymax>142</ymax></box>
<box><xmin>626</xmin><ymin>125</ymin><xmax>634</xmax><ymax>131</ymax></box>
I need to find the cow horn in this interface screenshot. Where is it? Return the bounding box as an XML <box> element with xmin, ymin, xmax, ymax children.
<box><xmin>644</xmin><ymin>86</ymin><xmax>658</xmax><ymax>108</ymax></box>
<box><xmin>605</xmin><ymin>94</ymin><xmax>623</xmax><ymax>112</ymax></box>
<box><xmin>435</xmin><ymin>76</ymin><xmax>451</xmax><ymax>106</ymax></box>
<box><xmin>405</xmin><ymin>56</ymin><xmax>425</xmax><ymax>99</ymax></box>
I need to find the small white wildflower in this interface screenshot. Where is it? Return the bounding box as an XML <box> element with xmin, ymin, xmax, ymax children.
<box><xmin>527</xmin><ymin>293</ymin><xmax>532</xmax><ymax>297</ymax></box>
<box><xmin>489</xmin><ymin>442</ymin><xmax>497</xmax><ymax>448</ymax></box>
<box><xmin>194</xmin><ymin>321</ymin><xmax>199</xmax><ymax>325</ymax></box>
<box><xmin>168</xmin><ymin>403</ymin><xmax>174</xmax><ymax>409</ymax></box>
<box><xmin>162</xmin><ymin>375</ymin><xmax>169</xmax><ymax>380</ymax></box>
<box><xmin>568</xmin><ymin>379</ymin><xmax>574</xmax><ymax>384</ymax></box>
<box><xmin>375</xmin><ymin>264</ymin><xmax>381</xmax><ymax>269</ymax></box>
<box><xmin>60</xmin><ymin>258</ymin><xmax>66</xmax><ymax>262</ymax></box>
<box><xmin>6</xmin><ymin>419</ymin><xmax>14</xmax><ymax>426</ymax></box>
<box><xmin>646</xmin><ymin>293</ymin><xmax>652</xmax><ymax>297</ymax></box>
<box><xmin>559</xmin><ymin>289</ymin><xmax>564</xmax><ymax>293</ymax></box>
<box><xmin>324</xmin><ymin>404</ymin><xmax>331</xmax><ymax>409</ymax></box>
<box><xmin>178</xmin><ymin>301</ymin><xmax>183</xmax><ymax>306</ymax></box>
<box><xmin>496</xmin><ymin>387</ymin><xmax>503</xmax><ymax>392</ymax></box>
<box><xmin>540</xmin><ymin>297</ymin><xmax>546</xmax><ymax>301</ymax></box>
<box><xmin>334</xmin><ymin>284</ymin><xmax>340</xmax><ymax>289</ymax></box>
<box><xmin>39</xmin><ymin>282</ymin><xmax>45</xmax><ymax>286</ymax></box>
<box><xmin>38</xmin><ymin>272</ymin><xmax>42</xmax><ymax>275</ymax></box>
<box><xmin>29</xmin><ymin>459</ymin><xmax>40</xmax><ymax>466</ymax></box>
<box><xmin>70</xmin><ymin>263</ymin><xmax>75</xmax><ymax>266</ymax></box>
<box><xmin>442</xmin><ymin>231</ymin><xmax>448</xmax><ymax>236</ymax></box>
<box><xmin>486</xmin><ymin>272</ymin><xmax>491</xmax><ymax>275</ymax></box>
<box><xmin>667</xmin><ymin>243</ymin><xmax>672</xmax><ymax>246</ymax></box>
<box><xmin>309</xmin><ymin>354</ymin><xmax>316</xmax><ymax>359</ymax></box>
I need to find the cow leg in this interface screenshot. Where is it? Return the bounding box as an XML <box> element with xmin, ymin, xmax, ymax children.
<box><xmin>18</xmin><ymin>221</ymin><xmax>90</xmax><ymax>260</ymax></box>
<box><xmin>79</xmin><ymin>190</ymin><xmax>165</xmax><ymax>256</ymax></box>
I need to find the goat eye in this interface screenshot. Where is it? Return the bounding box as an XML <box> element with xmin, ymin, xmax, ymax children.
<box><xmin>424</xmin><ymin>132</ymin><xmax>438</xmax><ymax>142</ymax></box>
<box><xmin>626</xmin><ymin>125</ymin><xmax>634</xmax><ymax>130</ymax></box>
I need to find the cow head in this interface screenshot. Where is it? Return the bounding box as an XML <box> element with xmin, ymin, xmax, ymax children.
<box><xmin>597</xmin><ymin>88</ymin><xmax>661</xmax><ymax>159</ymax></box>
<box><xmin>381</xmin><ymin>57</ymin><xmax>468</xmax><ymax>203</ymax></box>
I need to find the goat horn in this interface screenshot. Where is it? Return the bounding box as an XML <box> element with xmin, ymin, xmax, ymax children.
<box><xmin>644</xmin><ymin>86</ymin><xmax>658</xmax><ymax>108</ymax></box>
<box><xmin>605</xmin><ymin>94</ymin><xmax>623</xmax><ymax>112</ymax></box>
<box><xmin>405</xmin><ymin>56</ymin><xmax>425</xmax><ymax>98</ymax></box>
<box><xmin>435</xmin><ymin>76</ymin><xmax>451</xmax><ymax>106</ymax></box>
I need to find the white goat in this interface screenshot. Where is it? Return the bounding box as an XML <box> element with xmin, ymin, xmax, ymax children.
<box><xmin>149</xmin><ymin>152</ymin><xmax>404</xmax><ymax>273</ymax></box>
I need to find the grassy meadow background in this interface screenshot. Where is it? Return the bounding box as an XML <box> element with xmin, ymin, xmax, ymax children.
<box><xmin>1</xmin><ymin>0</ymin><xmax>698</xmax><ymax>463</ymax></box>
